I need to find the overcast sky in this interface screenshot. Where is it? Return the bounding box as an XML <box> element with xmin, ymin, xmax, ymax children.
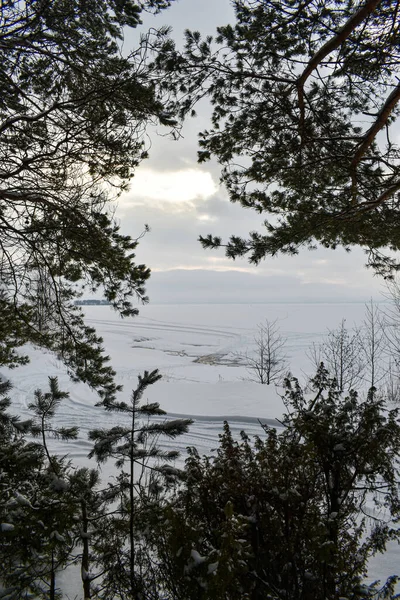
<box><xmin>116</xmin><ymin>0</ymin><xmax>387</xmax><ymax>304</ymax></box>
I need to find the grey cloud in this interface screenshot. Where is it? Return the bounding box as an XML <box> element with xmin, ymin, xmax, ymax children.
<box><xmin>118</xmin><ymin>186</ymin><xmax>385</xmax><ymax>301</ymax></box>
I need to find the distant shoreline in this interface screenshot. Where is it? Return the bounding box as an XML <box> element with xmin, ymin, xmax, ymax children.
<box><xmin>75</xmin><ymin>299</ymin><xmax>111</xmax><ymax>306</ymax></box>
<box><xmin>78</xmin><ymin>299</ymin><xmax>388</xmax><ymax>306</ymax></box>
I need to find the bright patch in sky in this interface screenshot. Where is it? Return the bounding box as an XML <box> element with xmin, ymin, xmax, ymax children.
<box><xmin>152</xmin><ymin>264</ymin><xmax>259</xmax><ymax>273</ymax></box>
<box><xmin>197</xmin><ymin>214</ymin><xmax>217</xmax><ymax>222</ymax></box>
<box><xmin>128</xmin><ymin>168</ymin><xmax>218</xmax><ymax>203</ymax></box>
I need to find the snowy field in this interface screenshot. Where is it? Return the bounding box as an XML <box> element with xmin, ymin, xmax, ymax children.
<box><xmin>3</xmin><ymin>301</ymin><xmax>399</xmax><ymax>590</ymax></box>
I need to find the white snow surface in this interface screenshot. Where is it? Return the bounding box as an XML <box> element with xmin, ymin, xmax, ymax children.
<box><xmin>3</xmin><ymin>302</ymin><xmax>398</xmax><ymax>593</ymax></box>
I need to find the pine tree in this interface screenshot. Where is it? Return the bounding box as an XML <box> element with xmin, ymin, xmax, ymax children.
<box><xmin>149</xmin><ymin>366</ymin><xmax>400</xmax><ymax>599</ymax></box>
<box><xmin>150</xmin><ymin>0</ymin><xmax>400</xmax><ymax>277</ymax></box>
<box><xmin>0</xmin><ymin>378</ymin><xmax>44</xmax><ymax>598</ymax></box>
<box><xmin>0</xmin><ymin>378</ymin><xmax>81</xmax><ymax>599</ymax></box>
<box><xmin>67</xmin><ymin>467</ymin><xmax>107</xmax><ymax>600</ymax></box>
<box><xmin>88</xmin><ymin>369</ymin><xmax>192</xmax><ymax>599</ymax></box>
<box><xmin>0</xmin><ymin>0</ymin><xmax>178</xmax><ymax>400</ymax></box>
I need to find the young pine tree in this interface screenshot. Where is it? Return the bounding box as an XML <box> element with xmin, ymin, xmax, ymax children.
<box><xmin>89</xmin><ymin>369</ymin><xmax>192</xmax><ymax>599</ymax></box>
<box><xmin>0</xmin><ymin>377</ymin><xmax>81</xmax><ymax>599</ymax></box>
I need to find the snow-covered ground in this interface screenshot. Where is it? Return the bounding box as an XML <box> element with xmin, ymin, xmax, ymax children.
<box><xmin>4</xmin><ymin>302</ymin><xmax>398</xmax><ymax>591</ymax></box>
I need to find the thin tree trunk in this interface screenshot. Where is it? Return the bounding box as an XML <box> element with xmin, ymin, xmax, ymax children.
<box><xmin>81</xmin><ymin>499</ymin><xmax>91</xmax><ymax>599</ymax></box>
<box><xmin>130</xmin><ymin>407</ymin><xmax>136</xmax><ymax>596</ymax></box>
<box><xmin>50</xmin><ymin>551</ymin><xmax>56</xmax><ymax>600</ymax></box>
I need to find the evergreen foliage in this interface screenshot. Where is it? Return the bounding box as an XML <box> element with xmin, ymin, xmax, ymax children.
<box><xmin>0</xmin><ymin>377</ymin><xmax>79</xmax><ymax>599</ymax></box>
<box><xmin>150</xmin><ymin>0</ymin><xmax>400</xmax><ymax>276</ymax></box>
<box><xmin>0</xmin><ymin>371</ymin><xmax>191</xmax><ymax>599</ymax></box>
<box><xmin>148</xmin><ymin>366</ymin><xmax>400</xmax><ymax>599</ymax></box>
<box><xmin>0</xmin><ymin>0</ymin><xmax>177</xmax><ymax>401</ymax></box>
<box><xmin>88</xmin><ymin>369</ymin><xmax>192</xmax><ymax>599</ymax></box>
